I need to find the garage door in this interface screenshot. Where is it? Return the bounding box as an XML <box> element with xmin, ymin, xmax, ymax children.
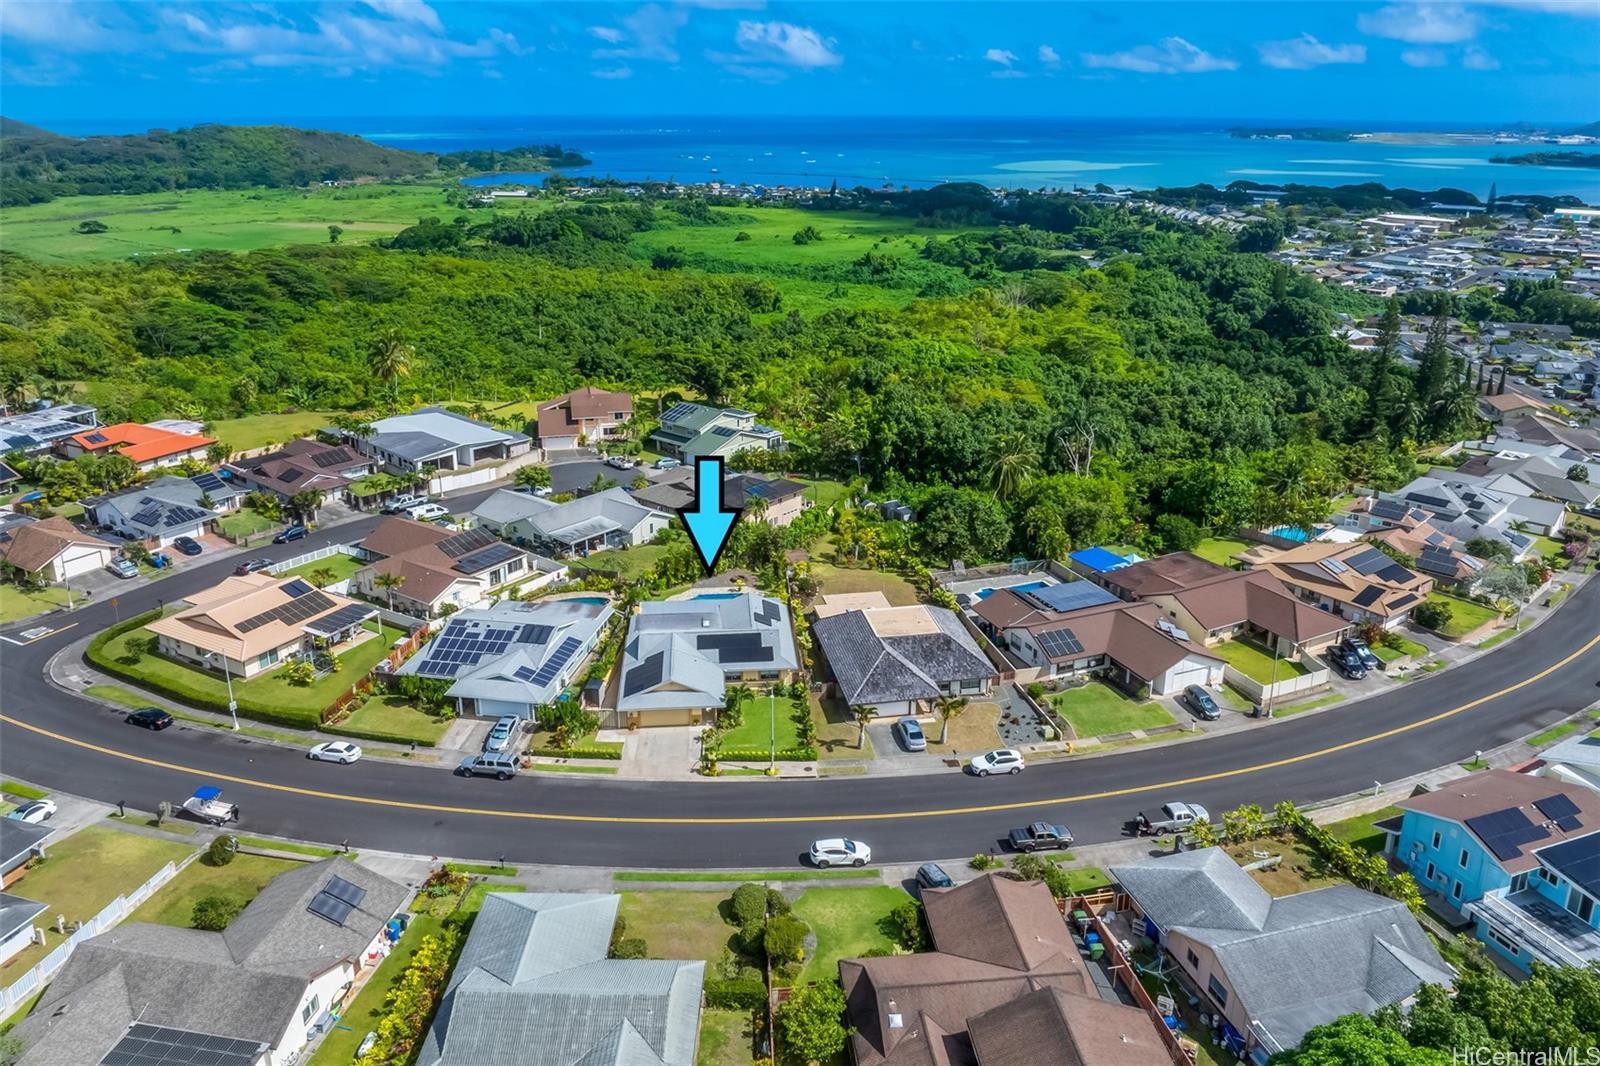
<box><xmin>1161</xmin><ymin>663</ymin><xmax>1213</xmax><ymax>696</ymax></box>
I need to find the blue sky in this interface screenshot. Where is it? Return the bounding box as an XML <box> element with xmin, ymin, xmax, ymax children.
<box><xmin>2</xmin><ymin>1</ymin><xmax>1596</xmax><ymax>128</ymax></box>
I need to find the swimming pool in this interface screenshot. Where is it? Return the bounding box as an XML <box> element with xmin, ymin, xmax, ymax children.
<box><xmin>563</xmin><ymin>596</ymin><xmax>611</xmax><ymax>605</ymax></box>
<box><xmin>1266</xmin><ymin>526</ymin><xmax>1311</xmax><ymax>543</ymax></box>
<box><xmin>975</xmin><ymin>580</ymin><xmax>1048</xmax><ymax>601</ymax></box>
<box><xmin>693</xmin><ymin>592</ymin><xmax>744</xmax><ymax>600</ymax></box>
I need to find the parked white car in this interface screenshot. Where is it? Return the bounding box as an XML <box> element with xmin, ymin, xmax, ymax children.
<box><xmin>605</xmin><ymin>455</ymin><xmax>637</xmax><ymax>470</ymax></box>
<box><xmin>808</xmin><ymin>838</ymin><xmax>872</xmax><ymax>868</ymax></box>
<box><xmin>969</xmin><ymin>749</ymin><xmax>1025</xmax><ymax>776</ymax></box>
<box><xmin>6</xmin><ymin>800</ymin><xmax>56</xmax><ymax>824</ymax></box>
<box><xmin>407</xmin><ymin>503</ymin><xmax>450</xmax><ymax>522</ymax></box>
<box><xmin>308</xmin><ymin>741</ymin><xmax>363</xmax><ymax>764</ymax></box>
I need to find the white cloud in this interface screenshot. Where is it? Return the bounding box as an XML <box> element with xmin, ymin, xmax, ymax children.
<box><xmin>592</xmin><ymin>65</ymin><xmax>633</xmax><ymax>79</ymax></box>
<box><xmin>592</xmin><ymin>4</ymin><xmax>688</xmax><ymax>63</ymax></box>
<box><xmin>589</xmin><ymin>25</ymin><xmax>626</xmax><ymax>44</ymax></box>
<box><xmin>1083</xmin><ymin>37</ymin><xmax>1237</xmax><ymax>74</ymax></box>
<box><xmin>1257</xmin><ymin>33</ymin><xmax>1366</xmax><ymax>69</ymax></box>
<box><xmin>1358</xmin><ymin>4</ymin><xmax>1479</xmax><ymax>43</ymax></box>
<box><xmin>727</xmin><ymin>20</ymin><xmax>841</xmax><ymax>68</ymax></box>
<box><xmin>1472</xmin><ymin>0</ymin><xmax>1600</xmax><ymax>14</ymax></box>
<box><xmin>360</xmin><ymin>1</ymin><xmax>443</xmax><ymax>33</ymax></box>
<box><xmin>984</xmin><ymin>48</ymin><xmax>1018</xmax><ymax>66</ymax></box>
<box><xmin>0</xmin><ymin>1</ymin><xmax>129</xmax><ymax>51</ymax></box>
<box><xmin>1462</xmin><ymin>44</ymin><xmax>1501</xmax><ymax>68</ymax></box>
<box><xmin>1038</xmin><ymin>44</ymin><xmax>1061</xmax><ymax>64</ymax></box>
<box><xmin>1401</xmin><ymin>47</ymin><xmax>1449</xmax><ymax>65</ymax></box>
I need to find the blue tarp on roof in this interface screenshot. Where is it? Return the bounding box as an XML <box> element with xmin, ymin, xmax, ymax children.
<box><xmin>1069</xmin><ymin>546</ymin><xmax>1132</xmax><ymax>573</ymax></box>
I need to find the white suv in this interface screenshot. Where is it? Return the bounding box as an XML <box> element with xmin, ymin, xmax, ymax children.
<box><xmin>969</xmin><ymin>749</ymin><xmax>1025</xmax><ymax>776</ymax></box>
<box><xmin>809</xmin><ymin>838</ymin><xmax>872</xmax><ymax>868</ymax></box>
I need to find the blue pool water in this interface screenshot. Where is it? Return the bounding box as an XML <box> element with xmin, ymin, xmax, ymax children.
<box><xmin>1266</xmin><ymin>526</ymin><xmax>1311</xmax><ymax>543</ymax></box>
<box><xmin>975</xmin><ymin>580</ymin><xmax>1048</xmax><ymax>600</ymax></box>
<box><xmin>565</xmin><ymin>596</ymin><xmax>611</xmax><ymax>605</ymax></box>
<box><xmin>693</xmin><ymin>593</ymin><xmax>744</xmax><ymax>600</ymax></box>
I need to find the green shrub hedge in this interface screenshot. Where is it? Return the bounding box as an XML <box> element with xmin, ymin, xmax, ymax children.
<box><xmin>703</xmin><ymin>977</ymin><xmax>767</xmax><ymax>1010</ymax></box>
<box><xmin>719</xmin><ymin>747</ymin><xmax>818</xmax><ymax>762</ymax></box>
<box><xmin>528</xmin><ymin>745</ymin><xmax>623</xmax><ymax>760</ymax></box>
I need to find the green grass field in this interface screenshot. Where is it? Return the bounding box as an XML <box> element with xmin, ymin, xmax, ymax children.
<box><xmin>1213</xmin><ymin>639</ymin><xmax>1311</xmax><ymax>684</ymax></box>
<box><xmin>0</xmin><ymin>584</ymin><xmax>76</xmax><ymax>624</ymax></box>
<box><xmin>211</xmin><ymin>411</ymin><xmax>341</xmax><ymax>453</ymax></box>
<box><xmin>1050</xmin><ymin>683</ymin><xmax>1175</xmax><ymax>738</ymax></box>
<box><xmin>719</xmin><ymin>696</ymin><xmax>805</xmax><ymax>753</ymax></box>
<box><xmin>278</xmin><ymin>553</ymin><xmax>364</xmax><ymax>584</ymax></box>
<box><xmin>1421</xmin><ymin>592</ymin><xmax>1500</xmax><ymax>640</ymax></box>
<box><xmin>807</xmin><ymin>562</ymin><xmax>920</xmax><ymax>605</ymax></box>
<box><xmin>334</xmin><ymin>695</ymin><xmax>450</xmax><ymax>745</ymax></box>
<box><xmin>616</xmin><ymin>891</ymin><xmax>740</xmax><ymax>965</ymax></box>
<box><xmin>791</xmin><ymin>885</ymin><xmax>910</xmax><ymax>983</ymax></box>
<box><xmin>1191</xmin><ymin>536</ymin><xmax>1250</xmax><ymax>566</ymax></box>
<box><xmin>1323</xmin><ymin>806</ymin><xmax>1402</xmax><ymax>854</ymax></box>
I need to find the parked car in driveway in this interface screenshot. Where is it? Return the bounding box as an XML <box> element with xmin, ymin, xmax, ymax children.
<box><xmin>273</xmin><ymin>525</ymin><xmax>308</xmax><ymax>544</ymax></box>
<box><xmin>308</xmin><ymin>741</ymin><xmax>363</xmax><ymax>764</ymax></box>
<box><xmin>1327</xmin><ymin>645</ymin><xmax>1369</xmax><ymax>680</ymax></box>
<box><xmin>605</xmin><ymin>455</ymin><xmax>637</xmax><ymax>470</ymax></box>
<box><xmin>1342</xmin><ymin>637</ymin><xmax>1382</xmax><ymax>672</ymax></box>
<box><xmin>457</xmin><ymin>753</ymin><xmax>520</xmax><ymax>780</ymax></box>
<box><xmin>6</xmin><ymin>800</ymin><xmax>56</xmax><ymax>824</ymax></box>
<box><xmin>107</xmin><ymin>557</ymin><xmax>138</xmax><ymax>579</ymax></box>
<box><xmin>916</xmin><ymin>862</ymin><xmax>954</xmax><ymax>890</ymax></box>
<box><xmin>127</xmin><ymin>707</ymin><xmax>174</xmax><ymax>730</ymax></box>
<box><xmin>233</xmin><ymin>558</ymin><xmax>273</xmax><ymax>575</ymax></box>
<box><xmin>653</xmin><ymin>458</ymin><xmax>681</xmax><ymax>470</ymax></box>
<box><xmin>894</xmin><ymin>718</ymin><xmax>926</xmax><ymax>752</ymax></box>
<box><xmin>1182</xmin><ymin>685</ymin><xmax>1221</xmax><ymax>721</ymax></box>
<box><xmin>809</xmin><ymin>838</ymin><xmax>871</xmax><ymax>868</ymax></box>
<box><xmin>1007</xmin><ymin>821</ymin><xmax>1073</xmax><ymax>853</ymax></box>
<box><xmin>969</xmin><ymin>749</ymin><xmax>1025</xmax><ymax>776</ymax></box>
<box><xmin>172</xmin><ymin>536</ymin><xmax>203</xmax><ymax>556</ymax></box>
<box><xmin>484</xmin><ymin>716</ymin><xmax>523</xmax><ymax>753</ymax></box>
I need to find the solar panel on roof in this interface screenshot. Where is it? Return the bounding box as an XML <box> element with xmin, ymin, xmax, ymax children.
<box><xmin>455</xmin><ymin>542</ymin><xmax>521</xmax><ymax>574</ymax></box>
<box><xmin>437</xmin><ymin>526</ymin><xmax>497</xmax><ymax>558</ymax></box>
<box><xmin>1037</xmin><ymin>628</ymin><xmax>1085</xmax><ymax>658</ymax></box>
<box><xmin>756</xmin><ymin>598</ymin><xmax>781</xmax><ymax>625</ymax></box>
<box><xmin>1376</xmin><ymin>563</ymin><xmax>1415</xmax><ymax>584</ymax></box>
<box><xmin>623</xmin><ymin>651</ymin><xmax>665</xmax><ymax>696</ymax></box>
<box><xmin>1352</xmin><ymin>586</ymin><xmax>1384</xmax><ymax>608</ymax></box>
<box><xmin>310</xmin><ymin>447</ymin><xmax>353</xmax><ymax>468</ymax></box>
<box><xmin>518</xmin><ymin>623</ymin><xmax>553</xmax><ymax>645</ymax></box>
<box><xmin>237</xmin><ymin>589</ymin><xmax>335</xmax><ymax>632</ymax></box>
<box><xmin>1387</xmin><ymin>593</ymin><xmax>1419</xmax><ymax>610</ymax></box>
<box><xmin>531</xmin><ymin>636</ymin><xmax>584</xmax><ymax>685</ymax></box>
<box><xmin>1021</xmin><ymin>581</ymin><xmax>1119</xmax><ymax>614</ymax></box>
<box><xmin>307</xmin><ymin>892</ymin><xmax>354</xmax><ymax>927</ymax></box>
<box><xmin>416</xmin><ymin>659</ymin><xmax>459</xmax><ymax>677</ymax></box>
<box><xmin>130</xmin><ymin>507</ymin><xmax>162</xmax><ymax>527</ymax></box>
<box><xmin>1538</xmin><ymin>833</ymin><xmax>1600</xmax><ymax>900</ymax></box>
<box><xmin>278</xmin><ymin>468</ymin><xmax>301</xmax><ymax>482</ymax></box>
<box><xmin>1466</xmin><ymin>807</ymin><xmax>1550</xmax><ymax>862</ymax></box>
<box><xmin>1346</xmin><ymin>547</ymin><xmax>1391</xmax><ymax>574</ymax></box>
<box><xmin>323</xmin><ymin>874</ymin><xmax>367</xmax><ymax>908</ymax></box>
<box><xmin>281</xmin><ymin>579</ymin><xmax>314</xmax><ymax>598</ymax></box>
<box><xmin>711</xmin><ymin>426</ymin><xmax>737</xmax><ymax>437</ymax></box>
<box><xmin>306</xmin><ymin>603</ymin><xmax>375</xmax><ymax>635</ymax></box>
<box><xmin>1534</xmin><ymin>794</ymin><xmax>1581</xmax><ymax>822</ymax></box>
<box><xmin>1556</xmin><ymin>816</ymin><xmax>1582</xmax><ymax>833</ymax></box>
<box><xmin>100</xmin><ymin>1023</ymin><xmax>266</xmax><ymax>1066</ymax></box>
<box><xmin>85</xmin><ymin>432</ymin><xmax>108</xmax><ymax>443</ymax></box>
<box><xmin>697</xmin><ymin>632</ymin><xmax>770</xmax><ymax>662</ymax></box>
<box><xmin>512</xmin><ymin>665</ymin><xmax>538</xmax><ymax>682</ymax></box>
<box><xmin>1318</xmin><ymin>557</ymin><xmax>1350</xmax><ymax>575</ymax></box>
<box><xmin>661</xmin><ymin>401</ymin><xmax>697</xmax><ymax>422</ymax></box>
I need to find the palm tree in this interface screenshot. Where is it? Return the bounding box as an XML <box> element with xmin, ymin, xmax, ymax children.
<box><xmin>310</xmin><ymin>567</ymin><xmax>337</xmax><ymax>588</ymax></box>
<box><xmin>366</xmin><ymin>329</ymin><xmax>414</xmax><ymax>391</ymax></box>
<box><xmin>935</xmin><ymin>696</ymin><xmax>969</xmax><ymax>744</ymax></box>
<box><xmin>988</xmin><ymin>433</ymin><xmax>1039</xmax><ymax>500</ymax></box>
<box><xmin>852</xmin><ymin>704</ymin><xmax>874</xmax><ymax>749</ymax></box>
<box><xmin>289</xmin><ymin>489</ymin><xmax>323</xmax><ymax>524</ymax></box>
<box><xmin>374</xmin><ymin>572</ymin><xmax>406</xmax><ymax>610</ymax></box>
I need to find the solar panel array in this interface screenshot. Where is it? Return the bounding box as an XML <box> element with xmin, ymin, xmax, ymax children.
<box><xmin>305</xmin><ymin>603</ymin><xmax>375</xmax><ymax>636</ymax></box>
<box><xmin>281</xmin><ymin>579</ymin><xmax>314</xmax><ymax>598</ymax></box>
<box><xmin>1387</xmin><ymin>593</ymin><xmax>1419</xmax><ymax>610</ymax></box>
<box><xmin>310</xmin><ymin>447</ymin><xmax>355</xmax><ymax>468</ymax></box>
<box><xmin>414</xmin><ymin>619</ymin><xmax>518</xmax><ymax>678</ymax></box>
<box><xmin>1020</xmin><ymin>581</ymin><xmax>1119</xmax><ymax>614</ymax></box>
<box><xmin>190</xmin><ymin>472</ymin><xmax>229</xmax><ymax>494</ymax></box>
<box><xmin>1036</xmin><ymin>627</ymin><xmax>1085</xmax><ymax>658</ymax></box>
<box><xmin>697</xmin><ymin>632</ymin><xmax>774</xmax><ymax>663</ymax></box>
<box><xmin>1534</xmin><ymin>793</ymin><xmax>1583</xmax><ymax>833</ymax></box>
<box><xmin>710</xmin><ymin>426</ymin><xmax>737</xmax><ymax>437</ymax></box>
<box><xmin>518</xmin><ymin>623</ymin><xmax>553</xmax><ymax>645</ymax></box>
<box><xmin>437</xmin><ymin>526</ymin><xmax>498</xmax><ymax>559</ymax></box>
<box><xmin>755</xmin><ymin>598</ymin><xmax>781</xmax><ymax>625</ymax></box>
<box><xmin>623</xmin><ymin>651</ymin><xmax>665</xmax><ymax>696</ymax></box>
<box><xmin>661</xmin><ymin>401</ymin><xmax>698</xmax><ymax>423</ymax></box>
<box><xmin>1376</xmin><ymin>562</ymin><xmax>1415</xmax><ymax>584</ymax></box>
<box><xmin>455</xmin><ymin>542</ymin><xmax>522</xmax><ymax>574</ymax></box>
<box><xmin>100</xmin><ymin>1023</ymin><xmax>266</xmax><ymax>1066</ymax></box>
<box><xmin>85</xmin><ymin>431</ymin><xmax>109</xmax><ymax>444</ymax></box>
<box><xmin>278</xmin><ymin>468</ymin><xmax>301</xmax><ymax>482</ymax></box>
<box><xmin>1352</xmin><ymin>586</ymin><xmax>1384</xmax><ymax>608</ymax></box>
<box><xmin>306</xmin><ymin>874</ymin><xmax>367</xmax><ymax>927</ymax></box>
<box><xmin>528</xmin><ymin>636</ymin><xmax>583</xmax><ymax>687</ymax></box>
<box><xmin>1318</xmin><ymin>557</ymin><xmax>1350</xmax><ymax>575</ymax></box>
<box><xmin>1464</xmin><ymin>806</ymin><xmax>1550</xmax><ymax>862</ymax></box>
<box><xmin>1416</xmin><ymin>546</ymin><xmax>1460</xmax><ymax>576</ymax></box>
<box><xmin>1345</xmin><ymin>547</ymin><xmax>1392</xmax><ymax>575</ymax></box>
<box><xmin>237</xmin><ymin>589</ymin><xmax>336</xmax><ymax>633</ymax></box>
<box><xmin>1539</xmin><ymin>833</ymin><xmax>1600</xmax><ymax>899</ymax></box>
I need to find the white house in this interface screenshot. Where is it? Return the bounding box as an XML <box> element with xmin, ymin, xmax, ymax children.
<box><xmin>470</xmin><ymin>487</ymin><xmax>670</xmax><ymax>558</ymax></box>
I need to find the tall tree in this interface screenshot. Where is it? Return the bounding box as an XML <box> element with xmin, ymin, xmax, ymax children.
<box><xmin>1414</xmin><ymin>298</ymin><xmax>1456</xmax><ymax>439</ymax></box>
<box><xmin>366</xmin><ymin>328</ymin><xmax>414</xmax><ymax>392</ymax></box>
<box><xmin>988</xmin><ymin>432</ymin><xmax>1039</xmax><ymax>500</ymax></box>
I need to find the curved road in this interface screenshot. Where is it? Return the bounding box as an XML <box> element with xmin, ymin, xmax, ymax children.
<box><xmin>3</xmin><ymin>525</ymin><xmax>1597</xmax><ymax>868</ymax></box>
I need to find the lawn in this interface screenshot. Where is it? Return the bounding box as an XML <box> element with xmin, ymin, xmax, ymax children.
<box><xmin>1372</xmin><ymin>634</ymin><xmax>1428</xmax><ymax>662</ymax></box>
<box><xmin>923</xmin><ymin>701</ymin><xmax>1003</xmax><ymax>757</ymax></box>
<box><xmin>806</xmin><ymin>562</ymin><xmax>920</xmax><ymax>605</ymax></box>
<box><xmin>720</xmin><ymin>696</ymin><xmax>805</xmax><ymax>754</ymax></box>
<box><xmin>1212</xmin><ymin>639</ymin><xmax>1310</xmax><ymax>685</ymax></box>
<box><xmin>791</xmin><ymin>885</ymin><xmax>910</xmax><ymax>983</ymax></box>
<box><xmin>1420</xmin><ymin>592</ymin><xmax>1500</xmax><ymax>640</ymax></box>
<box><xmin>91</xmin><ymin>619</ymin><xmax>407</xmax><ymax>730</ymax></box>
<box><xmin>568</xmin><ymin>542</ymin><xmax>674</xmax><ymax>580</ymax></box>
<box><xmin>616</xmin><ymin>891</ymin><xmax>740</xmax><ymax>965</ymax></box>
<box><xmin>236</xmin><ymin>836</ymin><xmax>350</xmax><ymax>859</ymax></box>
<box><xmin>1049</xmin><ymin>683</ymin><xmax>1175</xmax><ymax>739</ymax></box>
<box><xmin>1222</xmin><ymin>840</ymin><xmax>1342</xmax><ymax>897</ymax></box>
<box><xmin>0</xmin><ymin>824</ymin><xmax>192</xmax><ymax>987</ymax></box>
<box><xmin>84</xmin><ymin>684</ymin><xmax>318</xmax><ymax>744</ymax></box>
<box><xmin>217</xmin><ymin>508</ymin><xmax>281</xmax><ymax>539</ymax></box>
<box><xmin>130</xmin><ymin>853</ymin><xmax>300</xmax><ymax>929</ymax></box>
<box><xmin>1529</xmin><ymin>721</ymin><xmax>1584</xmax><ymax>748</ymax></box>
<box><xmin>1270</xmin><ymin>693</ymin><xmax>1343</xmax><ymax>717</ymax></box>
<box><xmin>1323</xmin><ymin>806</ymin><xmax>1402</xmax><ymax>854</ymax></box>
<box><xmin>278</xmin><ymin>553</ymin><xmax>364</xmax><ymax>584</ymax></box>
<box><xmin>333</xmin><ymin>695</ymin><xmax>450</xmax><ymax>745</ymax></box>
<box><xmin>1190</xmin><ymin>536</ymin><xmax>1250</xmax><ymax>567</ymax></box>
<box><xmin>698</xmin><ymin>1007</ymin><xmax>756</xmax><ymax>1066</ymax></box>
<box><xmin>211</xmin><ymin>410</ymin><xmax>342</xmax><ymax>454</ymax></box>
<box><xmin>810</xmin><ymin>695</ymin><xmax>873</xmax><ymax>760</ymax></box>
<box><xmin>799</xmin><ymin>479</ymin><xmax>851</xmax><ymax>511</ymax></box>
<box><xmin>613</xmin><ymin>868</ymin><xmax>873</xmax><ymax>883</ymax></box>
<box><xmin>0</xmin><ymin>584</ymin><xmax>75</xmax><ymax>624</ymax></box>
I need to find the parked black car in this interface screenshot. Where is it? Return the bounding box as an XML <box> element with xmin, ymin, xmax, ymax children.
<box><xmin>916</xmin><ymin>862</ymin><xmax>955</xmax><ymax>890</ymax></box>
<box><xmin>233</xmin><ymin>558</ymin><xmax>274</xmax><ymax>575</ymax></box>
<box><xmin>1341</xmin><ymin>637</ymin><xmax>1382</xmax><ymax>672</ymax></box>
<box><xmin>1327</xmin><ymin>645</ymin><xmax>1369</xmax><ymax>680</ymax></box>
<box><xmin>127</xmin><ymin>707</ymin><xmax>174</xmax><ymax>730</ymax></box>
<box><xmin>1182</xmin><ymin>684</ymin><xmax>1221</xmax><ymax>721</ymax></box>
<box><xmin>171</xmin><ymin>536</ymin><xmax>203</xmax><ymax>556</ymax></box>
<box><xmin>273</xmin><ymin>525</ymin><xmax>308</xmax><ymax>544</ymax></box>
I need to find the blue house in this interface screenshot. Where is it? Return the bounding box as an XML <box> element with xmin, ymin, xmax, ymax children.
<box><xmin>1385</xmin><ymin>770</ymin><xmax>1600</xmax><ymax>973</ymax></box>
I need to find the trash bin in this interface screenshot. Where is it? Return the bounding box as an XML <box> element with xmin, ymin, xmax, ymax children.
<box><xmin>1090</xmin><ymin>942</ymin><xmax>1106</xmax><ymax>962</ymax></box>
<box><xmin>1251</xmin><ymin>703</ymin><xmax>1264</xmax><ymax>719</ymax></box>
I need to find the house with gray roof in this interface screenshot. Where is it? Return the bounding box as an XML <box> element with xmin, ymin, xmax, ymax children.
<box><xmin>350</xmin><ymin>407</ymin><xmax>531</xmax><ymax>494</ymax></box>
<box><xmin>632</xmin><ymin>470</ymin><xmax>812</xmax><ymax>527</ymax></box>
<box><xmin>469</xmin><ymin>487</ymin><xmax>670</xmax><ymax>558</ymax></box>
<box><xmin>0</xmin><ymin>891</ymin><xmax>47</xmax><ymax>968</ymax></box>
<box><xmin>83</xmin><ymin>474</ymin><xmax>242</xmax><ymax>548</ymax></box>
<box><xmin>393</xmin><ymin>597</ymin><xmax>614</xmax><ymax>720</ymax></box>
<box><xmin>811</xmin><ymin>593</ymin><xmax>995</xmax><ymax>715</ymax></box>
<box><xmin>0</xmin><ymin>403</ymin><xmax>98</xmax><ymax>455</ymax></box>
<box><xmin>419</xmin><ymin>892</ymin><xmax>704</xmax><ymax>1066</ymax></box>
<box><xmin>646</xmin><ymin>402</ymin><xmax>784</xmax><ymax>461</ymax></box>
<box><xmin>614</xmin><ymin>590</ymin><xmax>797</xmax><ymax>727</ymax></box>
<box><xmin>1109</xmin><ymin>847</ymin><xmax>1452</xmax><ymax>1061</ymax></box>
<box><xmin>11</xmin><ymin>859</ymin><xmax>408</xmax><ymax>1066</ymax></box>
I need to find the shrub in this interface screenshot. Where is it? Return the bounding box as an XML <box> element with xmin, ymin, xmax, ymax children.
<box><xmin>1154</xmin><ymin>513</ymin><xmax>1201</xmax><ymax>552</ymax></box>
<box><xmin>888</xmin><ymin>900</ymin><xmax>928</xmax><ymax>951</ymax></box>
<box><xmin>206</xmin><ymin>834</ymin><xmax>238</xmax><ymax>867</ymax></box>
<box><xmin>528</xmin><ymin>745</ymin><xmax>621</xmax><ymax>760</ymax></box>
<box><xmin>734</xmin><ymin>231</ymin><xmax>753</xmax><ymax>242</ymax></box>
<box><xmin>775</xmin><ymin>981</ymin><xmax>851</xmax><ymax>1064</ymax></box>
<box><xmin>192</xmin><ymin>894</ymin><xmax>243</xmax><ymax>931</ymax></box>
<box><xmin>762</xmin><ymin>913</ymin><xmax>809</xmax><ymax>964</ymax></box>
<box><xmin>730</xmin><ymin>883</ymin><xmax>789</xmax><ymax>927</ymax></box>
<box><xmin>704</xmin><ymin>977</ymin><xmax>767</xmax><ymax>1010</ymax></box>
<box><xmin>1414</xmin><ymin>598</ymin><xmax>1453</xmax><ymax>632</ymax></box>
<box><xmin>969</xmin><ymin>853</ymin><xmax>1004</xmax><ymax>870</ymax></box>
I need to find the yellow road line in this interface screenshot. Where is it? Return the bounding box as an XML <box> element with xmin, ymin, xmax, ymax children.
<box><xmin>5</xmin><ymin>630</ymin><xmax>1598</xmax><ymax>825</ymax></box>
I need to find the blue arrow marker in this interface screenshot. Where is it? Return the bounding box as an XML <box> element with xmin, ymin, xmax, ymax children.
<box><xmin>679</xmin><ymin>457</ymin><xmax>742</xmax><ymax>576</ymax></box>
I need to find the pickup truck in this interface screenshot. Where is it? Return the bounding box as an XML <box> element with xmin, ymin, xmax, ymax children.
<box><xmin>181</xmin><ymin>786</ymin><xmax>239</xmax><ymax>826</ymax></box>
<box><xmin>1134</xmin><ymin>802</ymin><xmax>1210</xmax><ymax>837</ymax></box>
<box><xmin>1008</xmin><ymin>821</ymin><xmax>1073</xmax><ymax>853</ymax></box>
<box><xmin>383</xmin><ymin>493</ymin><xmax>428</xmax><ymax>515</ymax></box>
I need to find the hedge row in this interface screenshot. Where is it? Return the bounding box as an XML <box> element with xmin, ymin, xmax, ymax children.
<box><xmin>528</xmin><ymin>745</ymin><xmax>623</xmax><ymax>760</ymax></box>
<box><xmin>718</xmin><ymin>747</ymin><xmax>818</xmax><ymax>762</ymax></box>
<box><xmin>704</xmin><ymin>978</ymin><xmax>766</xmax><ymax>1011</ymax></box>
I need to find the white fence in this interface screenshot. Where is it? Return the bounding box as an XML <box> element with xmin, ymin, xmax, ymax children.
<box><xmin>1222</xmin><ymin>657</ymin><xmax>1331</xmax><ymax>705</ymax></box>
<box><xmin>0</xmin><ymin>851</ymin><xmax>195</xmax><ymax>1014</ymax></box>
<box><xmin>273</xmin><ymin>543</ymin><xmax>368</xmax><ymax>571</ymax></box>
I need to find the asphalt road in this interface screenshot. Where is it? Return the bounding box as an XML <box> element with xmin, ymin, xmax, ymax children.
<box><xmin>3</xmin><ymin>525</ymin><xmax>1597</xmax><ymax>868</ymax></box>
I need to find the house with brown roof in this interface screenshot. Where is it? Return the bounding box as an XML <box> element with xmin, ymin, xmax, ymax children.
<box><xmin>839</xmin><ymin>874</ymin><xmax>1176</xmax><ymax>1066</ymax></box>
<box><xmin>632</xmin><ymin>469</ymin><xmax>812</xmax><ymax>527</ymax></box>
<box><xmin>0</xmin><ymin>515</ymin><xmax>113</xmax><ymax>584</ymax></box>
<box><xmin>1234</xmin><ymin>541</ymin><xmax>1433</xmax><ymax>628</ymax></box>
<box><xmin>349</xmin><ymin>517</ymin><xmax>538</xmax><ymax>618</ymax></box>
<box><xmin>535</xmin><ymin>386</ymin><xmax>633</xmax><ymax>450</ymax></box>
<box><xmin>225</xmin><ymin>439</ymin><xmax>376</xmax><ymax>505</ymax></box>
<box><xmin>147</xmin><ymin>572</ymin><xmax>378</xmax><ymax>679</ymax></box>
<box><xmin>1475</xmin><ymin>391</ymin><xmax>1550</xmax><ymax>423</ymax></box>
<box><xmin>59</xmin><ymin>422</ymin><xmax>215</xmax><ymax>472</ymax></box>
<box><xmin>1133</xmin><ymin>565</ymin><xmax>1349</xmax><ymax>659</ymax></box>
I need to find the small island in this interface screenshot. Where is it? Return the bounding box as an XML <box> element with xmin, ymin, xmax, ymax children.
<box><xmin>1490</xmin><ymin>150</ymin><xmax>1600</xmax><ymax>169</ymax></box>
<box><xmin>1228</xmin><ymin>127</ymin><xmax>1355</xmax><ymax>142</ymax></box>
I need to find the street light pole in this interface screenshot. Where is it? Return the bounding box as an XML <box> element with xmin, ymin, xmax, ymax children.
<box><xmin>769</xmin><ymin>687</ymin><xmax>777</xmax><ymax>772</ymax></box>
<box><xmin>209</xmin><ymin>652</ymin><xmax>239</xmax><ymax>730</ymax></box>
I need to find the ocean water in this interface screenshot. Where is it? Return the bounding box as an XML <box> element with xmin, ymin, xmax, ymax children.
<box><xmin>336</xmin><ymin>116</ymin><xmax>1600</xmax><ymax>201</ymax></box>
